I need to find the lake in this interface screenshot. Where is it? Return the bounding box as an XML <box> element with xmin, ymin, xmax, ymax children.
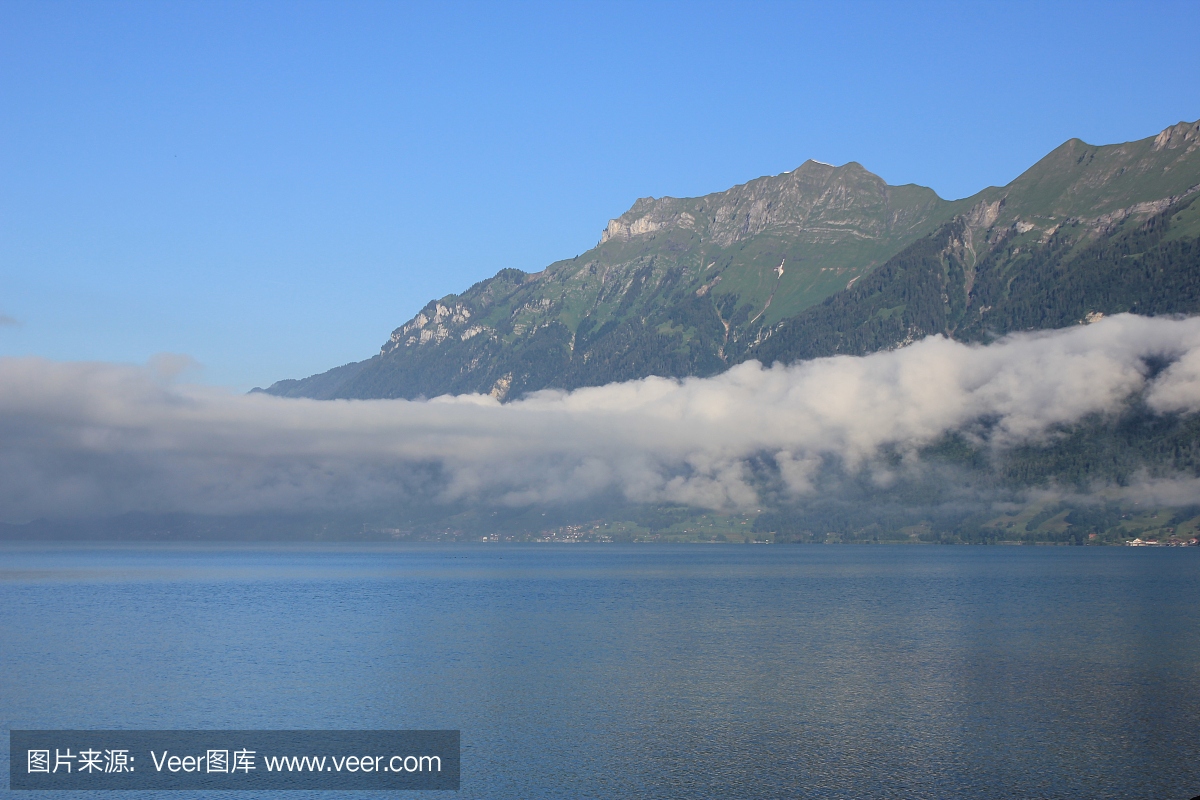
<box><xmin>1</xmin><ymin>543</ymin><xmax>1197</xmax><ymax>799</ymax></box>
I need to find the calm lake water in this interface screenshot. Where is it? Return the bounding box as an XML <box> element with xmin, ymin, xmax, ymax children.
<box><xmin>1</xmin><ymin>543</ymin><xmax>1198</xmax><ymax>799</ymax></box>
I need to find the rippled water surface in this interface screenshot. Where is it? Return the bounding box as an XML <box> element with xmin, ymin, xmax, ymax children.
<box><xmin>2</xmin><ymin>543</ymin><xmax>1198</xmax><ymax>799</ymax></box>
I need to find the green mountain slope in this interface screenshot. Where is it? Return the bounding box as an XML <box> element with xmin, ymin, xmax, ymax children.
<box><xmin>263</xmin><ymin>119</ymin><xmax>1200</xmax><ymax>400</ymax></box>
<box><xmin>265</xmin><ymin>161</ymin><xmax>960</xmax><ymax>399</ymax></box>
<box><xmin>753</xmin><ymin>120</ymin><xmax>1200</xmax><ymax>363</ymax></box>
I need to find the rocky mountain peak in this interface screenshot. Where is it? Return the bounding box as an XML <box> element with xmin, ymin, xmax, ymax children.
<box><xmin>598</xmin><ymin>160</ymin><xmax>940</xmax><ymax>248</ymax></box>
<box><xmin>1152</xmin><ymin>119</ymin><xmax>1200</xmax><ymax>153</ymax></box>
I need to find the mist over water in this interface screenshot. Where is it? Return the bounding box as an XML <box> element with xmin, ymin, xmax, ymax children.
<box><xmin>3</xmin><ymin>314</ymin><xmax>1200</xmax><ymax>524</ymax></box>
<box><xmin>2</xmin><ymin>544</ymin><xmax>1198</xmax><ymax>799</ymax></box>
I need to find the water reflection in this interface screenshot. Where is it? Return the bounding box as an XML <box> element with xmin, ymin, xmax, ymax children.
<box><xmin>1</xmin><ymin>544</ymin><xmax>1197</xmax><ymax>799</ymax></box>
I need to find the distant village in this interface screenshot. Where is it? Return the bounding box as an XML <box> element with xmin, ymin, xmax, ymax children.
<box><xmin>1125</xmin><ymin>536</ymin><xmax>1199</xmax><ymax>547</ymax></box>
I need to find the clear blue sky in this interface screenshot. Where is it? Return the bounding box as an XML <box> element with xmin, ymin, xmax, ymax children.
<box><xmin>2</xmin><ymin>0</ymin><xmax>1197</xmax><ymax>390</ymax></box>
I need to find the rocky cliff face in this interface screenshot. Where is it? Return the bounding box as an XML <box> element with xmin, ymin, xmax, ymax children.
<box><xmin>599</xmin><ymin>161</ymin><xmax>947</xmax><ymax>250</ymax></box>
<box><xmin>382</xmin><ymin>301</ymin><xmax>477</xmax><ymax>354</ymax></box>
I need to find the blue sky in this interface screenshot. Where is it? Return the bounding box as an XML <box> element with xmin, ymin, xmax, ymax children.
<box><xmin>1</xmin><ymin>0</ymin><xmax>1198</xmax><ymax>390</ymax></box>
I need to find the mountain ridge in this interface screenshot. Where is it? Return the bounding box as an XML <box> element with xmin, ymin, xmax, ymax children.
<box><xmin>261</xmin><ymin>118</ymin><xmax>1200</xmax><ymax>401</ymax></box>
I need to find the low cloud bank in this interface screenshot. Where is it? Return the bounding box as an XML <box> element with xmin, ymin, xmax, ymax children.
<box><xmin>2</xmin><ymin>314</ymin><xmax>1200</xmax><ymax>522</ymax></box>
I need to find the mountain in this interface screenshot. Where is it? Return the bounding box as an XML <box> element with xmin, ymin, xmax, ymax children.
<box><xmin>753</xmin><ymin>119</ymin><xmax>1200</xmax><ymax>362</ymax></box>
<box><xmin>263</xmin><ymin>161</ymin><xmax>963</xmax><ymax>399</ymax></box>
<box><xmin>262</xmin><ymin>119</ymin><xmax>1200</xmax><ymax>401</ymax></box>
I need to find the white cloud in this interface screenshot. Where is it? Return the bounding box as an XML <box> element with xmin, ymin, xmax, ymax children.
<box><xmin>1</xmin><ymin>313</ymin><xmax>1199</xmax><ymax>522</ymax></box>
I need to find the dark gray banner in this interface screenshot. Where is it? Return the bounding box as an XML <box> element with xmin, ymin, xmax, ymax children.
<box><xmin>9</xmin><ymin>730</ymin><xmax>459</xmax><ymax>790</ymax></box>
